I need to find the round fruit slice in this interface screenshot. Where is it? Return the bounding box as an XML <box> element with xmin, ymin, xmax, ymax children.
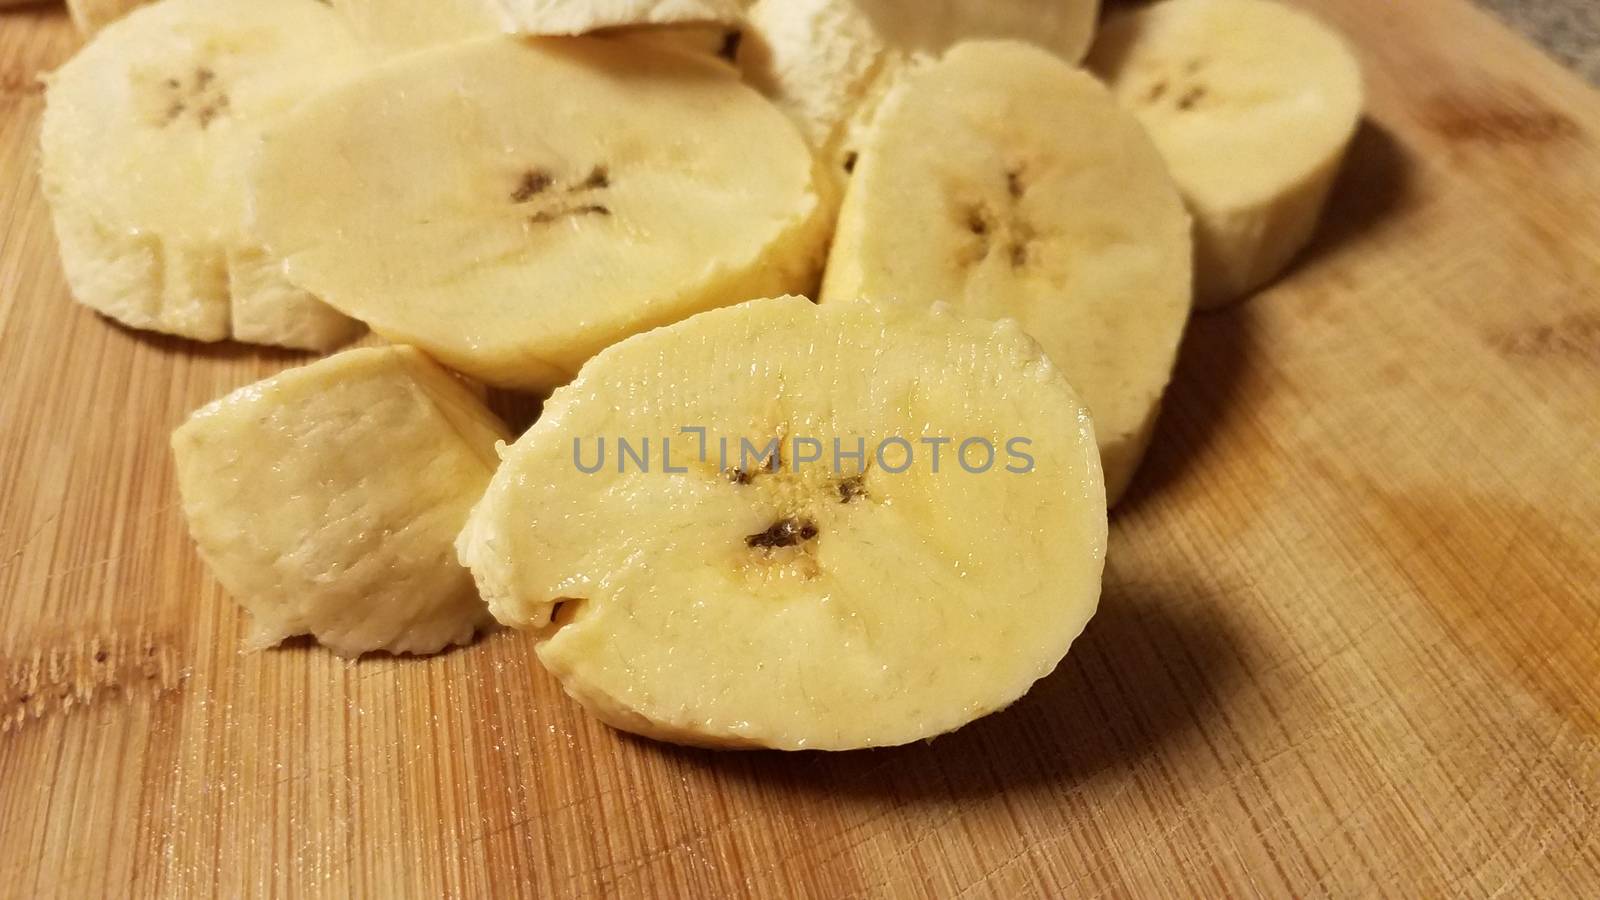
<box><xmin>458</xmin><ymin>297</ymin><xmax>1107</xmax><ymax>750</ymax></box>
<box><xmin>738</xmin><ymin>0</ymin><xmax>1101</xmax><ymax>185</ymax></box>
<box><xmin>820</xmin><ymin>41</ymin><xmax>1192</xmax><ymax>507</ymax></box>
<box><xmin>250</xmin><ymin>36</ymin><xmax>828</xmax><ymax>392</ymax></box>
<box><xmin>1089</xmin><ymin>0</ymin><xmax>1363</xmax><ymax>308</ymax></box>
<box><xmin>40</xmin><ymin>0</ymin><xmax>369</xmax><ymax>350</ymax></box>
<box><xmin>173</xmin><ymin>346</ymin><xmax>510</xmax><ymax>657</ymax></box>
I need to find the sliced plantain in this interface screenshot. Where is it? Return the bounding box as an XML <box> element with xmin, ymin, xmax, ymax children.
<box><xmin>1089</xmin><ymin>0</ymin><xmax>1363</xmax><ymax>308</ymax></box>
<box><xmin>250</xmin><ymin>36</ymin><xmax>828</xmax><ymax>392</ymax></box>
<box><xmin>173</xmin><ymin>346</ymin><xmax>510</xmax><ymax>658</ymax></box>
<box><xmin>40</xmin><ymin>0</ymin><xmax>369</xmax><ymax>351</ymax></box>
<box><xmin>821</xmin><ymin>41</ymin><xmax>1192</xmax><ymax>506</ymax></box>
<box><xmin>459</xmin><ymin>297</ymin><xmax>1107</xmax><ymax>750</ymax></box>
<box><xmin>738</xmin><ymin>0</ymin><xmax>1101</xmax><ymax>186</ymax></box>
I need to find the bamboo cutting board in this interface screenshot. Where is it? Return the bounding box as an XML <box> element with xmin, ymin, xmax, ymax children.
<box><xmin>2</xmin><ymin>1</ymin><xmax>1599</xmax><ymax>896</ymax></box>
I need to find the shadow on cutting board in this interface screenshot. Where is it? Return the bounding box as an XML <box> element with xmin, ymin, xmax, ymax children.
<box><xmin>1119</xmin><ymin>119</ymin><xmax>1414</xmax><ymax>514</ymax></box>
<box><xmin>1294</xmin><ymin>120</ymin><xmax>1415</xmax><ymax>271</ymax></box>
<box><xmin>645</xmin><ymin>568</ymin><xmax>1245</xmax><ymax>799</ymax></box>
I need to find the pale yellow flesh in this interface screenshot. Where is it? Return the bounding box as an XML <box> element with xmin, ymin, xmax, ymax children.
<box><xmin>250</xmin><ymin>36</ymin><xmax>827</xmax><ymax>392</ymax></box>
<box><xmin>821</xmin><ymin>41</ymin><xmax>1192</xmax><ymax>507</ymax></box>
<box><xmin>459</xmin><ymin>298</ymin><xmax>1107</xmax><ymax>750</ymax></box>
<box><xmin>1090</xmin><ymin>0</ymin><xmax>1363</xmax><ymax>308</ymax></box>
<box><xmin>40</xmin><ymin>0</ymin><xmax>369</xmax><ymax>351</ymax></box>
<box><xmin>329</xmin><ymin>0</ymin><xmax>745</xmax><ymax>50</ymax></box>
<box><xmin>173</xmin><ymin>346</ymin><xmax>511</xmax><ymax>657</ymax></box>
<box><xmin>738</xmin><ymin>0</ymin><xmax>1101</xmax><ymax>185</ymax></box>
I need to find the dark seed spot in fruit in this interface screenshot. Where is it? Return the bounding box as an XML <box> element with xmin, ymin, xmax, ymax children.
<box><xmin>1146</xmin><ymin>80</ymin><xmax>1168</xmax><ymax>103</ymax></box>
<box><xmin>197</xmin><ymin>100</ymin><xmax>227</xmax><ymax>128</ymax></box>
<box><xmin>511</xmin><ymin>169</ymin><xmax>553</xmax><ymax>202</ymax></box>
<box><xmin>843</xmin><ymin>151</ymin><xmax>858</xmax><ymax>174</ymax></box>
<box><xmin>19</xmin><ymin>693</ymin><xmax>31</xmax><ymax>702</ymax></box>
<box><xmin>579</xmin><ymin>165</ymin><xmax>610</xmax><ymax>190</ymax></box>
<box><xmin>837</xmin><ymin>475</ymin><xmax>867</xmax><ymax>503</ymax></box>
<box><xmin>164</xmin><ymin>102</ymin><xmax>185</xmax><ymax>124</ymax></box>
<box><xmin>1177</xmin><ymin>86</ymin><xmax>1207</xmax><ymax>111</ymax></box>
<box><xmin>746</xmin><ymin>517</ymin><xmax>819</xmax><ymax>549</ymax></box>
<box><xmin>94</xmin><ymin>649</ymin><xmax>108</xmax><ymax>663</ymax></box>
<box><xmin>528</xmin><ymin>204</ymin><xmax>610</xmax><ymax>225</ymax></box>
<box><xmin>966</xmin><ymin>208</ymin><xmax>990</xmax><ymax>236</ymax></box>
<box><xmin>719</xmin><ymin>30</ymin><xmax>742</xmax><ymax>62</ymax></box>
<box><xmin>164</xmin><ymin>77</ymin><xmax>180</xmax><ymax>89</ymax></box>
<box><xmin>726</xmin><ymin>467</ymin><xmax>753</xmax><ymax>485</ymax></box>
<box><xmin>1009</xmin><ymin>242</ymin><xmax>1029</xmax><ymax>267</ymax></box>
<box><xmin>1006</xmin><ymin>168</ymin><xmax>1025</xmax><ymax>200</ymax></box>
<box><xmin>195</xmin><ymin>67</ymin><xmax>215</xmax><ymax>89</ymax></box>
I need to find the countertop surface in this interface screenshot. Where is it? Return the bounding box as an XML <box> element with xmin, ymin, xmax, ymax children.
<box><xmin>1477</xmin><ymin>0</ymin><xmax>1600</xmax><ymax>82</ymax></box>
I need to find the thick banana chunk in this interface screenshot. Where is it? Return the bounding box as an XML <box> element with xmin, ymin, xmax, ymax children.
<box><xmin>40</xmin><ymin>0</ymin><xmax>368</xmax><ymax>351</ymax></box>
<box><xmin>330</xmin><ymin>0</ymin><xmax>744</xmax><ymax>50</ymax></box>
<box><xmin>738</xmin><ymin>0</ymin><xmax>1100</xmax><ymax>185</ymax></box>
<box><xmin>459</xmin><ymin>298</ymin><xmax>1107</xmax><ymax>750</ymax></box>
<box><xmin>173</xmin><ymin>346</ymin><xmax>510</xmax><ymax>658</ymax></box>
<box><xmin>1090</xmin><ymin>0</ymin><xmax>1363</xmax><ymax>308</ymax></box>
<box><xmin>41</xmin><ymin>0</ymin><xmax>368</xmax><ymax>350</ymax></box>
<box><xmin>822</xmin><ymin>41</ymin><xmax>1192</xmax><ymax>507</ymax></box>
<box><xmin>250</xmin><ymin>37</ymin><xmax>828</xmax><ymax>392</ymax></box>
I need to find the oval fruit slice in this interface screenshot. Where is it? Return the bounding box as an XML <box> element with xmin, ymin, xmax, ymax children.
<box><xmin>820</xmin><ymin>41</ymin><xmax>1192</xmax><ymax>507</ymax></box>
<box><xmin>459</xmin><ymin>298</ymin><xmax>1107</xmax><ymax>750</ymax></box>
<box><xmin>250</xmin><ymin>36</ymin><xmax>828</xmax><ymax>392</ymax></box>
<box><xmin>173</xmin><ymin>346</ymin><xmax>510</xmax><ymax>657</ymax></box>
<box><xmin>40</xmin><ymin>0</ymin><xmax>369</xmax><ymax>350</ymax></box>
<box><xmin>1089</xmin><ymin>0</ymin><xmax>1363</xmax><ymax>308</ymax></box>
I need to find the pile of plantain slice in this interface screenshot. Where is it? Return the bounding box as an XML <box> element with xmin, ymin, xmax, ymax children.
<box><xmin>40</xmin><ymin>0</ymin><xmax>1362</xmax><ymax>751</ymax></box>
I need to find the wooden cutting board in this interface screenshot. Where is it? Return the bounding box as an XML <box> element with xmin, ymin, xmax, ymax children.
<box><xmin>2</xmin><ymin>1</ymin><xmax>1598</xmax><ymax>896</ymax></box>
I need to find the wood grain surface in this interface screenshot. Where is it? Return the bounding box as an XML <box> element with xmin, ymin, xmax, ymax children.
<box><xmin>3</xmin><ymin>1</ymin><xmax>1599</xmax><ymax>896</ymax></box>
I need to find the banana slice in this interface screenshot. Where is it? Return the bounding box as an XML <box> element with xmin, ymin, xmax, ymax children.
<box><xmin>330</xmin><ymin>0</ymin><xmax>744</xmax><ymax>50</ymax></box>
<box><xmin>65</xmin><ymin>0</ymin><xmax>150</xmax><ymax>35</ymax></box>
<box><xmin>1089</xmin><ymin>0</ymin><xmax>1363</xmax><ymax>308</ymax></box>
<box><xmin>738</xmin><ymin>0</ymin><xmax>1100</xmax><ymax>185</ymax></box>
<box><xmin>459</xmin><ymin>297</ymin><xmax>1107</xmax><ymax>750</ymax></box>
<box><xmin>173</xmin><ymin>346</ymin><xmax>510</xmax><ymax>657</ymax></box>
<box><xmin>820</xmin><ymin>41</ymin><xmax>1192</xmax><ymax>507</ymax></box>
<box><xmin>40</xmin><ymin>0</ymin><xmax>369</xmax><ymax>351</ymax></box>
<box><xmin>250</xmin><ymin>36</ymin><xmax>828</xmax><ymax>392</ymax></box>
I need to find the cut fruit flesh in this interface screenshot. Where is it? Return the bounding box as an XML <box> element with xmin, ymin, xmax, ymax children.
<box><xmin>329</xmin><ymin>0</ymin><xmax>746</xmax><ymax>50</ymax></box>
<box><xmin>173</xmin><ymin>346</ymin><xmax>510</xmax><ymax>657</ymax></box>
<box><xmin>40</xmin><ymin>0</ymin><xmax>369</xmax><ymax>351</ymax></box>
<box><xmin>1089</xmin><ymin>0</ymin><xmax>1363</xmax><ymax>307</ymax></box>
<box><xmin>250</xmin><ymin>36</ymin><xmax>829</xmax><ymax>392</ymax></box>
<box><xmin>738</xmin><ymin>0</ymin><xmax>1101</xmax><ymax>186</ymax></box>
<box><xmin>821</xmin><ymin>40</ymin><xmax>1192</xmax><ymax>506</ymax></box>
<box><xmin>459</xmin><ymin>297</ymin><xmax>1107</xmax><ymax>750</ymax></box>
